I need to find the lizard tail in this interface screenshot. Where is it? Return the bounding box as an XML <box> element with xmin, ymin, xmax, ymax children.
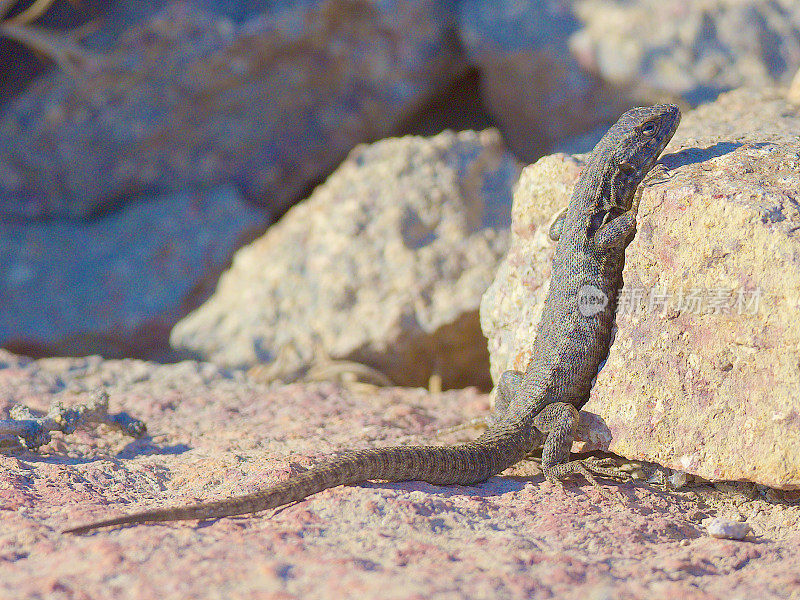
<box><xmin>64</xmin><ymin>422</ymin><xmax>535</xmax><ymax>534</ymax></box>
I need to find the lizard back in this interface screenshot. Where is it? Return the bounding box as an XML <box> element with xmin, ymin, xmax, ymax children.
<box><xmin>504</xmin><ymin>104</ymin><xmax>680</xmax><ymax>420</ymax></box>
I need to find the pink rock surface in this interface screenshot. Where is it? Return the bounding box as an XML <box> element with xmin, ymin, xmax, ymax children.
<box><xmin>1</xmin><ymin>350</ymin><xmax>798</xmax><ymax>599</ymax></box>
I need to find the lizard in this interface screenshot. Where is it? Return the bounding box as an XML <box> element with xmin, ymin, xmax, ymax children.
<box><xmin>64</xmin><ymin>103</ymin><xmax>680</xmax><ymax>534</ymax></box>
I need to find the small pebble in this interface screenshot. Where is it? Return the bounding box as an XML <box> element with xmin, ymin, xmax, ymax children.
<box><xmin>669</xmin><ymin>470</ymin><xmax>691</xmax><ymax>489</ymax></box>
<box><xmin>704</xmin><ymin>517</ymin><xmax>752</xmax><ymax>540</ymax></box>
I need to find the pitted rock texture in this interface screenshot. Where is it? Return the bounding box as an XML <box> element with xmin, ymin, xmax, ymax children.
<box><xmin>481</xmin><ymin>87</ymin><xmax>800</xmax><ymax>489</ymax></box>
<box><xmin>171</xmin><ymin>129</ymin><xmax>520</xmax><ymax>390</ymax></box>
<box><xmin>1</xmin><ymin>349</ymin><xmax>799</xmax><ymax>600</ymax></box>
<box><xmin>0</xmin><ymin>185</ymin><xmax>265</xmax><ymax>360</ymax></box>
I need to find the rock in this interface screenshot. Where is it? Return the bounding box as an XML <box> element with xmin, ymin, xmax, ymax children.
<box><xmin>0</xmin><ymin>0</ymin><xmax>466</xmax><ymax>219</ymax></box>
<box><xmin>669</xmin><ymin>471</ymin><xmax>694</xmax><ymax>490</ymax></box>
<box><xmin>0</xmin><ymin>185</ymin><xmax>265</xmax><ymax>359</ymax></box>
<box><xmin>457</xmin><ymin>0</ymin><xmax>621</xmax><ymax>161</ymax></box>
<box><xmin>572</xmin><ymin>0</ymin><xmax>800</xmax><ymax>106</ymax></box>
<box><xmin>456</xmin><ymin>0</ymin><xmax>800</xmax><ymax>159</ymax></box>
<box><xmin>788</xmin><ymin>65</ymin><xmax>800</xmax><ymax>104</ymax></box>
<box><xmin>481</xmin><ymin>87</ymin><xmax>800</xmax><ymax>489</ymax></box>
<box><xmin>171</xmin><ymin>129</ymin><xmax>520</xmax><ymax>390</ymax></box>
<box><xmin>2</xmin><ymin>348</ymin><xmax>799</xmax><ymax>599</ymax></box>
<box><xmin>705</xmin><ymin>517</ymin><xmax>752</xmax><ymax>540</ymax></box>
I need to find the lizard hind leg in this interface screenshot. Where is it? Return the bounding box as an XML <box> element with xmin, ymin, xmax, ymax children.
<box><xmin>494</xmin><ymin>369</ymin><xmax>523</xmax><ymax>418</ymax></box>
<box><xmin>536</xmin><ymin>402</ymin><xmax>626</xmax><ymax>502</ymax></box>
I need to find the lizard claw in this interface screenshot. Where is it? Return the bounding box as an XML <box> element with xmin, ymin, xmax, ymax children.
<box><xmin>572</xmin><ymin>461</ymin><xmax>625</xmax><ymax>504</ymax></box>
<box><xmin>544</xmin><ymin>457</ymin><xmax>629</xmax><ymax>504</ymax></box>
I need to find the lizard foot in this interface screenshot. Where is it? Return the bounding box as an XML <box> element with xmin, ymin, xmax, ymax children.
<box><xmin>544</xmin><ymin>457</ymin><xmax>629</xmax><ymax>504</ymax></box>
<box><xmin>576</xmin><ymin>456</ymin><xmax>631</xmax><ymax>479</ymax></box>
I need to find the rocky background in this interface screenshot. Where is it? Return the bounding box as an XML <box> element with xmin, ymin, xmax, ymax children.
<box><xmin>2</xmin><ymin>1</ymin><xmax>800</xmax><ymax>598</ymax></box>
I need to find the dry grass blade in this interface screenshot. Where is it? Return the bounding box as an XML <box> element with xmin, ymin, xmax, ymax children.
<box><xmin>0</xmin><ymin>21</ymin><xmax>98</xmax><ymax>70</ymax></box>
<box><xmin>7</xmin><ymin>0</ymin><xmax>59</xmax><ymax>25</ymax></box>
<box><xmin>0</xmin><ymin>0</ymin><xmax>16</xmax><ymax>20</ymax></box>
<box><xmin>1</xmin><ymin>0</ymin><xmax>102</xmax><ymax>72</ymax></box>
<box><xmin>4</xmin><ymin>0</ymin><xmax>84</xmax><ymax>24</ymax></box>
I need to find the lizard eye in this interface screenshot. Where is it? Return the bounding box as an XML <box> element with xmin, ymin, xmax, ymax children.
<box><xmin>618</xmin><ymin>162</ymin><xmax>635</xmax><ymax>176</ymax></box>
<box><xmin>641</xmin><ymin>122</ymin><xmax>657</xmax><ymax>136</ymax></box>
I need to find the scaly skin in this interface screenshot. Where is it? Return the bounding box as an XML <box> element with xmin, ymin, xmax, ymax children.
<box><xmin>64</xmin><ymin>104</ymin><xmax>680</xmax><ymax>534</ymax></box>
<box><xmin>501</xmin><ymin>103</ymin><xmax>680</xmax><ymax>481</ymax></box>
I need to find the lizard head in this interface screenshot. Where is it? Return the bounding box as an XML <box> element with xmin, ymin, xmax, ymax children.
<box><xmin>596</xmin><ymin>103</ymin><xmax>680</xmax><ymax>211</ymax></box>
<box><xmin>551</xmin><ymin>104</ymin><xmax>680</xmax><ymax>244</ymax></box>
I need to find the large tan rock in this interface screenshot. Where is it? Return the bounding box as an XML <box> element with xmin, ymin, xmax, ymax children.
<box><xmin>481</xmin><ymin>87</ymin><xmax>800</xmax><ymax>489</ymax></box>
<box><xmin>172</xmin><ymin>129</ymin><xmax>521</xmax><ymax>390</ymax></box>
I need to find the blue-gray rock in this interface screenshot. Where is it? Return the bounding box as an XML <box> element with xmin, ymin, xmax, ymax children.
<box><xmin>0</xmin><ymin>0</ymin><xmax>465</xmax><ymax>220</ymax></box>
<box><xmin>0</xmin><ymin>186</ymin><xmax>265</xmax><ymax>359</ymax></box>
<box><xmin>457</xmin><ymin>0</ymin><xmax>620</xmax><ymax>161</ymax></box>
<box><xmin>572</xmin><ymin>0</ymin><xmax>800</xmax><ymax>106</ymax></box>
